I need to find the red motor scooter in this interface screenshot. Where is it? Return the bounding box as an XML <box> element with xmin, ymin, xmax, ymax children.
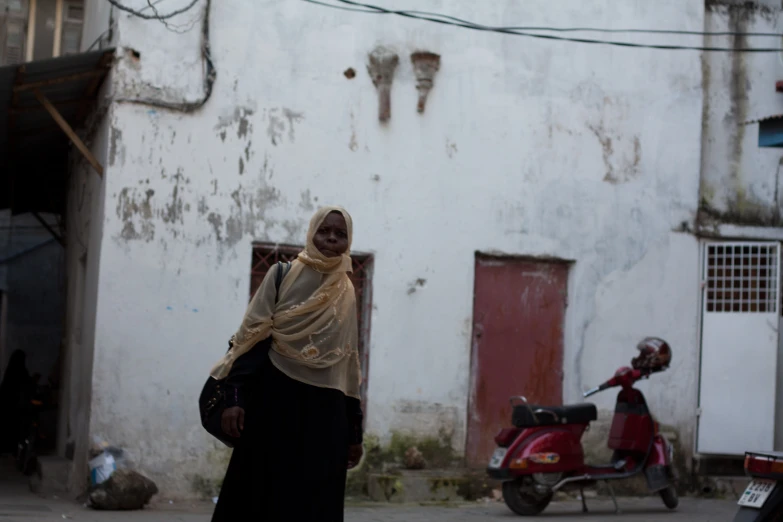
<box><xmin>733</xmin><ymin>451</ymin><xmax>783</xmax><ymax>521</ymax></box>
<box><xmin>486</xmin><ymin>337</ymin><xmax>679</xmax><ymax>516</ymax></box>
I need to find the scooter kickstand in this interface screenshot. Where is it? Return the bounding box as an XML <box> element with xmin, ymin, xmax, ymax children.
<box><xmin>606</xmin><ymin>481</ymin><xmax>621</xmax><ymax>514</ymax></box>
<box><xmin>579</xmin><ymin>487</ymin><xmax>588</xmax><ymax>513</ymax></box>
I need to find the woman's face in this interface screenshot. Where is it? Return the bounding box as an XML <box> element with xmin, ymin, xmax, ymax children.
<box><xmin>313</xmin><ymin>211</ymin><xmax>349</xmax><ymax>258</ymax></box>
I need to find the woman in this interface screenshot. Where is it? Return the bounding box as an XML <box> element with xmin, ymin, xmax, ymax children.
<box><xmin>210</xmin><ymin>206</ymin><xmax>364</xmax><ymax>522</ymax></box>
<box><xmin>0</xmin><ymin>350</ymin><xmax>31</xmax><ymax>454</ymax></box>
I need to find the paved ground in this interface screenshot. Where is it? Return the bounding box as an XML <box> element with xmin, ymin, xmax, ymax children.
<box><xmin>0</xmin><ymin>458</ymin><xmax>739</xmax><ymax>521</ymax></box>
<box><xmin>0</xmin><ymin>494</ymin><xmax>740</xmax><ymax>521</ymax></box>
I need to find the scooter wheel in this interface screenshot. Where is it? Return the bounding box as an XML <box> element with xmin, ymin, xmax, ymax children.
<box><xmin>659</xmin><ymin>485</ymin><xmax>679</xmax><ymax>510</ymax></box>
<box><xmin>502</xmin><ymin>479</ymin><xmax>553</xmax><ymax>516</ymax></box>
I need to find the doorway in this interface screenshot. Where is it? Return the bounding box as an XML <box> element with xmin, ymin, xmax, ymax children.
<box><xmin>465</xmin><ymin>255</ymin><xmax>569</xmax><ymax>468</ymax></box>
<box><xmin>697</xmin><ymin>241</ymin><xmax>780</xmax><ymax>456</ymax></box>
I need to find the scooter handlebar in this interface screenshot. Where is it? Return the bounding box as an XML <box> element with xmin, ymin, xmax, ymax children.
<box><xmin>583</xmin><ymin>387</ymin><xmax>600</xmax><ymax>398</ymax></box>
<box><xmin>583</xmin><ymin>382</ymin><xmax>610</xmax><ymax>398</ymax></box>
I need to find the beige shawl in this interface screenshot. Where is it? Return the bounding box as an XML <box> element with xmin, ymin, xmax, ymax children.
<box><xmin>209</xmin><ymin>207</ymin><xmax>362</xmax><ymax>399</ymax></box>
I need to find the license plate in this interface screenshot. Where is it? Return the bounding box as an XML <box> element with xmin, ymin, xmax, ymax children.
<box><xmin>738</xmin><ymin>479</ymin><xmax>777</xmax><ymax>509</ymax></box>
<box><xmin>489</xmin><ymin>448</ymin><xmax>508</xmax><ymax>469</ymax></box>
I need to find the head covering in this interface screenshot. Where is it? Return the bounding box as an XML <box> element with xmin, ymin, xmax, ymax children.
<box><xmin>0</xmin><ymin>350</ymin><xmax>29</xmax><ymax>404</ymax></box>
<box><xmin>210</xmin><ymin>206</ymin><xmax>362</xmax><ymax>399</ymax></box>
<box><xmin>297</xmin><ymin>206</ymin><xmax>354</xmax><ymax>274</ymax></box>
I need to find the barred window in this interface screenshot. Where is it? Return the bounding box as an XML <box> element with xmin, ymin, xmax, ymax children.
<box><xmin>704</xmin><ymin>243</ymin><xmax>779</xmax><ymax>313</ymax></box>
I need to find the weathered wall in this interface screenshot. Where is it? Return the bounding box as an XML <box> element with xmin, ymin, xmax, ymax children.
<box><xmin>700</xmin><ymin>2</ymin><xmax>783</xmax><ymax>229</ymax></box>
<box><xmin>59</xmin><ymin>97</ymin><xmax>112</xmax><ymax>493</ymax></box>
<box><xmin>87</xmin><ymin>0</ymin><xmax>705</xmax><ymax>496</ymax></box>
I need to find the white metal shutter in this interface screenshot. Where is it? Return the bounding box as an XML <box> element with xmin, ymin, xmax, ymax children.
<box><xmin>697</xmin><ymin>241</ymin><xmax>781</xmax><ymax>455</ymax></box>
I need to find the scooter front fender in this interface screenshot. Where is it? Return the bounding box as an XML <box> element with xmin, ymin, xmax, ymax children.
<box><xmin>645</xmin><ymin>434</ymin><xmax>673</xmax><ymax>468</ymax></box>
<box><xmin>643</xmin><ymin>434</ymin><xmax>676</xmax><ymax>491</ymax></box>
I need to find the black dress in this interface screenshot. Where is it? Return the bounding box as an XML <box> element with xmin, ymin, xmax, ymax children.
<box><xmin>211</xmin><ymin>341</ymin><xmax>363</xmax><ymax>522</ymax></box>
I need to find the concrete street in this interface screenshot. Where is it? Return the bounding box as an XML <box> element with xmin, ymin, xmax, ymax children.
<box><xmin>0</xmin><ymin>492</ymin><xmax>740</xmax><ymax>522</ymax></box>
<box><xmin>0</xmin><ymin>458</ymin><xmax>738</xmax><ymax>521</ymax></box>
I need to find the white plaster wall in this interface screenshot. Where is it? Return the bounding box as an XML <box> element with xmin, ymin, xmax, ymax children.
<box><xmin>88</xmin><ymin>0</ymin><xmax>705</xmax><ymax>495</ymax></box>
<box><xmin>701</xmin><ymin>3</ymin><xmax>783</xmax><ymax>220</ymax></box>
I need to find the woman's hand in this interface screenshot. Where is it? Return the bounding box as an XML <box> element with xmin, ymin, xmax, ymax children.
<box><xmin>347</xmin><ymin>444</ymin><xmax>363</xmax><ymax>469</ymax></box>
<box><xmin>222</xmin><ymin>406</ymin><xmax>245</xmax><ymax>438</ymax></box>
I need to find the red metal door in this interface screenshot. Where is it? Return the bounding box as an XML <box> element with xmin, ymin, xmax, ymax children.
<box><xmin>465</xmin><ymin>256</ymin><xmax>569</xmax><ymax>467</ymax></box>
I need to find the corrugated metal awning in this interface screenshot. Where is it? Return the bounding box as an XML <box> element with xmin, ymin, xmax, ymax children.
<box><xmin>744</xmin><ymin>114</ymin><xmax>783</xmax><ymax>125</ymax></box>
<box><xmin>0</xmin><ymin>49</ymin><xmax>115</xmax><ymax>214</ymax></box>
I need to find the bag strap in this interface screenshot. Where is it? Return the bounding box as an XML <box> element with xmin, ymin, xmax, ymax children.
<box><xmin>274</xmin><ymin>261</ymin><xmax>292</xmax><ymax>304</ymax></box>
<box><xmin>228</xmin><ymin>261</ymin><xmax>291</xmax><ymax>352</ymax></box>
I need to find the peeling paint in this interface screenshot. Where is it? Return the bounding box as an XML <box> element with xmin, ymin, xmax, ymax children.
<box><xmin>207</xmin><ymin>212</ymin><xmax>223</xmax><ymax>241</ymax></box>
<box><xmin>197</xmin><ymin>197</ymin><xmax>209</xmax><ymax>216</ymax></box>
<box><xmin>267</xmin><ymin>111</ymin><xmax>285</xmax><ymax>146</ymax></box>
<box><xmin>162</xmin><ymin>170</ymin><xmax>185</xmax><ymax>225</ymax></box>
<box><xmin>109</xmin><ymin>126</ymin><xmax>125</xmax><ymax>166</ymax></box>
<box><xmin>214</xmin><ymin>107</ymin><xmax>255</xmax><ymax>141</ymax></box>
<box><xmin>282</xmin><ymin>108</ymin><xmax>304</xmax><ymax>141</ymax></box>
<box><xmin>446</xmin><ymin>139</ymin><xmax>457</xmax><ymax>158</ymax></box>
<box><xmin>588</xmin><ymin>122</ymin><xmax>642</xmax><ymax>184</ymax></box>
<box><xmin>349</xmin><ymin>112</ymin><xmax>358</xmax><ymax>152</ymax></box>
<box><xmin>266</xmin><ymin>108</ymin><xmax>304</xmax><ymax>146</ymax></box>
<box><xmin>299</xmin><ymin>189</ymin><xmax>315</xmax><ymax>212</ymax></box>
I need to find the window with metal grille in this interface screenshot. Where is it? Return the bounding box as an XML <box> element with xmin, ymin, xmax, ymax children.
<box><xmin>705</xmin><ymin>243</ymin><xmax>779</xmax><ymax>313</ymax></box>
<box><xmin>250</xmin><ymin>243</ymin><xmax>373</xmax><ymax>410</ymax></box>
<box><xmin>60</xmin><ymin>0</ymin><xmax>83</xmax><ymax>56</ymax></box>
<box><xmin>2</xmin><ymin>20</ymin><xmax>24</xmax><ymax>65</ymax></box>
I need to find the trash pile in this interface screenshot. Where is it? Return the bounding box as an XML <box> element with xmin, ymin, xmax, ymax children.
<box><xmin>86</xmin><ymin>440</ymin><xmax>158</xmax><ymax>510</ymax></box>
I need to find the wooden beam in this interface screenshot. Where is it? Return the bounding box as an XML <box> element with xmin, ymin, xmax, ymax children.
<box><xmin>75</xmin><ymin>54</ymin><xmax>114</xmax><ymax>123</ymax></box>
<box><xmin>14</xmin><ymin>69</ymin><xmax>105</xmax><ymax>93</ymax></box>
<box><xmin>34</xmin><ymin>88</ymin><xmax>104</xmax><ymax>177</ymax></box>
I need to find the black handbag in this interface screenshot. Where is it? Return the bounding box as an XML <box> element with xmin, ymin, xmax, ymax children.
<box><xmin>198</xmin><ymin>261</ymin><xmax>291</xmax><ymax>447</ymax></box>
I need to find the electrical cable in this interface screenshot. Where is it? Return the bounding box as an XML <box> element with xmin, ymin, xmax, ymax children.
<box><xmin>105</xmin><ymin>0</ymin><xmax>199</xmax><ymax>21</ymax></box>
<box><xmin>303</xmin><ymin>0</ymin><xmax>783</xmax><ymax>52</ymax></box>
<box><xmin>113</xmin><ymin>0</ymin><xmax>215</xmax><ymax>112</ymax></box>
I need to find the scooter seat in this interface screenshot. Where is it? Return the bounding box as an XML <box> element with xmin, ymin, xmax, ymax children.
<box><xmin>512</xmin><ymin>403</ymin><xmax>598</xmax><ymax>427</ymax></box>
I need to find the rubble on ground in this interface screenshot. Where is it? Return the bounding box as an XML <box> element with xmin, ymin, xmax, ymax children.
<box><xmin>404</xmin><ymin>447</ymin><xmax>426</xmax><ymax>470</ymax></box>
<box><xmin>88</xmin><ymin>469</ymin><xmax>158</xmax><ymax>511</ymax></box>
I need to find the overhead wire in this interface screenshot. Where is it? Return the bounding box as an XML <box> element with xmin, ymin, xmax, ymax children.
<box><xmin>105</xmin><ymin>0</ymin><xmax>200</xmax><ymax>21</ymax></box>
<box><xmin>302</xmin><ymin>0</ymin><xmax>783</xmax><ymax>52</ymax></box>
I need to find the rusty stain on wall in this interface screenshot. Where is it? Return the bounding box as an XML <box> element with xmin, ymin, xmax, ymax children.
<box><xmin>588</xmin><ymin>122</ymin><xmax>641</xmax><ymax>184</ymax></box>
<box><xmin>367</xmin><ymin>46</ymin><xmax>399</xmax><ymax>123</ymax></box>
<box><xmin>411</xmin><ymin>51</ymin><xmax>441</xmax><ymax>113</ymax></box>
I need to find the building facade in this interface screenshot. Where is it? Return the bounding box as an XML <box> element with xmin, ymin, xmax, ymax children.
<box><xmin>48</xmin><ymin>0</ymin><xmax>783</xmax><ymax>496</ymax></box>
